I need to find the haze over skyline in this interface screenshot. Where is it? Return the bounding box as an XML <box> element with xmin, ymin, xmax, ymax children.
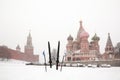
<box><xmin>0</xmin><ymin>0</ymin><xmax>120</xmax><ymax>61</ymax></box>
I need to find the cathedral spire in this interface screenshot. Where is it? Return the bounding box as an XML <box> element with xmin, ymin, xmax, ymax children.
<box><xmin>105</xmin><ymin>33</ymin><xmax>114</xmax><ymax>52</ymax></box>
<box><xmin>79</xmin><ymin>20</ymin><xmax>85</xmax><ymax>32</ymax></box>
<box><xmin>106</xmin><ymin>33</ymin><xmax>113</xmax><ymax>47</ymax></box>
<box><xmin>77</xmin><ymin>20</ymin><xmax>85</xmax><ymax>42</ymax></box>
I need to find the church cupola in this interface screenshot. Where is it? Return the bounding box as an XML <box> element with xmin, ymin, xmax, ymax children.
<box><xmin>76</xmin><ymin>20</ymin><xmax>89</xmax><ymax>42</ymax></box>
<box><xmin>67</xmin><ymin>35</ymin><xmax>73</xmax><ymax>41</ymax></box>
<box><xmin>92</xmin><ymin>33</ymin><xmax>100</xmax><ymax>41</ymax></box>
<box><xmin>90</xmin><ymin>33</ymin><xmax>100</xmax><ymax>52</ymax></box>
<box><xmin>80</xmin><ymin>30</ymin><xmax>89</xmax><ymax>38</ymax></box>
<box><xmin>66</xmin><ymin>35</ymin><xmax>73</xmax><ymax>52</ymax></box>
<box><xmin>24</xmin><ymin>32</ymin><xmax>34</xmax><ymax>55</ymax></box>
<box><xmin>16</xmin><ymin>44</ymin><xmax>21</xmax><ymax>52</ymax></box>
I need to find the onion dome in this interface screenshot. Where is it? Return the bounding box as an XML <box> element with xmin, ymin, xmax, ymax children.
<box><xmin>67</xmin><ymin>35</ymin><xmax>73</xmax><ymax>41</ymax></box>
<box><xmin>16</xmin><ymin>44</ymin><xmax>21</xmax><ymax>51</ymax></box>
<box><xmin>92</xmin><ymin>33</ymin><xmax>100</xmax><ymax>41</ymax></box>
<box><xmin>80</xmin><ymin>31</ymin><xmax>89</xmax><ymax>38</ymax></box>
<box><xmin>16</xmin><ymin>45</ymin><xmax>20</xmax><ymax>49</ymax></box>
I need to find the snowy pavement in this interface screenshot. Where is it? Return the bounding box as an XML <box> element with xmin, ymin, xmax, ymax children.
<box><xmin>0</xmin><ymin>62</ymin><xmax>120</xmax><ymax>80</ymax></box>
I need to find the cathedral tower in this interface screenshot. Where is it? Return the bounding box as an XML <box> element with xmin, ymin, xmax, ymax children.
<box><xmin>24</xmin><ymin>32</ymin><xmax>34</xmax><ymax>55</ymax></box>
<box><xmin>105</xmin><ymin>33</ymin><xmax>114</xmax><ymax>53</ymax></box>
<box><xmin>91</xmin><ymin>33</ymin><xmax>100</xmax><ymax>52</ymax></box>
<box><xmin>76</xmin><ymin>21</ymin><xmax>85</xmax><ymax>43</ymax></box>
<box><xmin>79</xmin><ymin>21</ymin><xmax>89</xmax><ymax>53</ymax></box>
<box><xmin>104</xmin><ymin>33</ymin><xmax>114</xmax><ymax>59</ymax></box>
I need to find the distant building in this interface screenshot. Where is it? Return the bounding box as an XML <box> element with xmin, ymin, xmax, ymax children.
<box><xmin>0</xmin><ymin>32</ymin><xmax>39</xmax><ymax>62</ymax></box>
<box><xmin>102</xmin><ymin>33</ymin><xmax>114</xmax><ymax>60</ymax></box>
<box><xmin>65</xmin><ymin>21</ymin><xmax>101</xmax><ymax>61</ymax></box>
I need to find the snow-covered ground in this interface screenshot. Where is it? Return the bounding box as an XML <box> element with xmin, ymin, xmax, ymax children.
<box><xmin>0</xmin><ymin>61</ymin><xmax>120</xmax><ymax>80</ymax></box>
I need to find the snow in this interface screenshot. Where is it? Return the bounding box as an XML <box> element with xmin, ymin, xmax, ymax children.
<box><xmin>0</xmin><ymin>61</ymin><xmax>120</xmax><ymax>80</ymax></box>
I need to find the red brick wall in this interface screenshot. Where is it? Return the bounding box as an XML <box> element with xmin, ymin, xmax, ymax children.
<box><xmin>0</xmin><ymin>47</ymin><xmax>39</xmax><ymax>62</ymax></box>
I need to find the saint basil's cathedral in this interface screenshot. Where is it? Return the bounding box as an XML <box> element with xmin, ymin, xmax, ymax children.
<box><xmin>65</xmin><ymin>20</ymin><xmax>114</xmax><ymax>62</ymax></box>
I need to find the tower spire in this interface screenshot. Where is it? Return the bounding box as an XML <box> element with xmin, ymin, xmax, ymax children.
<box><xmin>24</xmin><ymin>31</ymin><xmax>33</xmax><ymax>55</ymax></box>
<box><xmin>104</xmin><ymin>33</ymin><xmax>114</xmax><ymax>59</ymax></box>
<box><xmin>105</xmin><ymin>33</ymin><xmax>114</xmax><ymax>52</ymax></box>
<box><xmin>106</xmin><ymin>33</ymin><xmax>113</xmax><ymax>48</ymax></box>
<box><xmin>76</xmin><ymin>20</ymin><xmax>85</xmax><ymax>42</ymax></box>
<box><xmin>27</xmin><ymin>31</ymin><xmax>32</xmax><ymax>46</ymax></box>
<box><xmin>79</xmin><ymin>20</ymin><xmax>84</xmax><ymax>31</ymax></box>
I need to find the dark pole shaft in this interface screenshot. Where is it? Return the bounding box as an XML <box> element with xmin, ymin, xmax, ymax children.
<box><xmin>56</xmin><ymin>41</ymin><xmax>60</xmax><ymax>70</ymax></box>
<box><xmin>48</xmin><ymin>41</ymin><xmax>52</xmax><ymax>68</ymax></box>
<box><xmin>60</xmin><ymin>55</ymin><xmax>64</xmax><ymax>71</ymax></box>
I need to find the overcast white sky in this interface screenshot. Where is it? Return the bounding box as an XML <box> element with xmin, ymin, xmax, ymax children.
<box><xmin>0</xmin><ymin>0</ymin><xmax>120</xmax><ymax>60</ymax></box>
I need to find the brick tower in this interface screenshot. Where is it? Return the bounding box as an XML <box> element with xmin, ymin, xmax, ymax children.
<box><xmin>24</xmin><ymin>32</ymin><xmax>34</xmax><ymax>55</ymax></box>
<box><xmin>103</xmin><ymin>33</ymin><xmax>114</xmax><ymax>59</ymax></box>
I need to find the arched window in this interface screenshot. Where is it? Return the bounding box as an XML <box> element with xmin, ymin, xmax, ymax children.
<box><xmin>67</xmin><ymin>57</ymin><xmax>71</xmax><ymax>61</ymax></box>
<box><xmin>76</xmin><ymin>57</ymin><xmax>80</xmax><ymax>61</ymax></box>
